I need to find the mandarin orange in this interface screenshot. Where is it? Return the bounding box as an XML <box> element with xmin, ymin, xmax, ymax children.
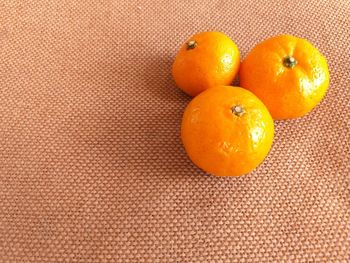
<box><xmin>181</xmin><ymin>86</ymin><xmax>274</xmax><ymax>176</ymax></box>
<box><xmin>172</xmin><ymin>32</ymin><xmax>240</xmax><ymax>96</ymax></box>
<box><xmin>240</xmin><ymin>35</ymin><xmax>329</xmax><ymax>119</ymax></box>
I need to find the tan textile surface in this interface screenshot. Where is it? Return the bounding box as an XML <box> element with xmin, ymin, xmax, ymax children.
<box><xmin>0</xmin><ymin>0</ymin><xmax>349</xmax><ymax>262</ymax></box>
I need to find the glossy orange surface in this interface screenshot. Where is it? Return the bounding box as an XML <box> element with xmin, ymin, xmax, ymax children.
<box><xmin>181</xmin><ymin>86</ymin><xmax>274</xmax><ymax>176</ymax></box>
<box><xmin>240</xmin><ymin>35</ymin><xmax>330</xmax><ymax>120</ymax></box>
<box><xmin>172</xmin><ymin>31</ymin><xmax>240</xmax><ymax>97</ymax></box>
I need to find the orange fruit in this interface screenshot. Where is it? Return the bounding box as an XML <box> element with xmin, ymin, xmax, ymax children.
<box><xmin>181</xmin><ymin>86</ymin><xmax>274</xmax><ymax>176</ymax></box>
<box><xmin>240</xmin><ymin>34</ymin><xmax>330</xmax><ymax>120</ymax></box>
<box><xmin>172</xmin><ymin>31</ymin><xmax>240</xmax><ymax>97</ymax></box>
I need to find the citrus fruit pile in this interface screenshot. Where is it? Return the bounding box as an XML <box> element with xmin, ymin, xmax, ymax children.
<box><xmin>172</xmin><ymin>32</ymin><xmax>330</xmax><ymax>176</ymax></box>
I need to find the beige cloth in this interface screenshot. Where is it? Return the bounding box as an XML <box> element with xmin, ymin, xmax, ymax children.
<box><xmin>0</xmin><ymin>0</ymin><xmax>349</xmax><ymax>262</ymax></box>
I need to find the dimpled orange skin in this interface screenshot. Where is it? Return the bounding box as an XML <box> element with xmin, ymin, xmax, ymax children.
<box><xmin>172</xmin><ymin>32</ymin><xmax>240</xmax><ymax>97</ymax></box>
<box><xmin>181</xmin><ymin>86</ymin><xmax>274</xmax><ymax>176</ymax></box>
<box><xmin>240</xmin><ymin>35</ymin><xmax>330</xmax><ymax>120</ymax></box>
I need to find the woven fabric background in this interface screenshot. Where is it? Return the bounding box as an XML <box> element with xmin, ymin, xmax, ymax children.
<box><xmin>0</xmin><ymin>0</ymin><xmax>349</xmax><ymax>262</ymax></box>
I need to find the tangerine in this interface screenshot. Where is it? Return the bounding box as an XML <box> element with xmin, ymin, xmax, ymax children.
<box><xmin>172</xmin><ymin>31</ymin><xmax>240</xmax><ymax>96</ymax></box>
<box><xmin>181</xmin><ymin>86</ymin><xmax>274</xmax><ymax>176</ymax></box>
<box><xmin>240</xmin><ymin>35</ymin><xmax>330</xmax><ymax>119</ymax></box>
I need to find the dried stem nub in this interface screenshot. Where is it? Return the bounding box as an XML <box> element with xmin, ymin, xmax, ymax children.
<box><xmin>232</xmin><ymin>105</ymin><xmax>245</xmax><ymax>117</ymax></box>
<box><xmin>187</xmin><ymin>40</ymin><xmax>197</xmax><ymax>50</ymax></box>
<box><xmin>283</xmin><ymin>56</ymin><xmax>297</xmax><ymax>68</ymax></box>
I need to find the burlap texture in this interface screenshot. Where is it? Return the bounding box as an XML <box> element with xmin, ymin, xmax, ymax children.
<box><xmin>0</xmin><ymin>0</ymin><xmax>349</xmax><ymax>262</ymax></box>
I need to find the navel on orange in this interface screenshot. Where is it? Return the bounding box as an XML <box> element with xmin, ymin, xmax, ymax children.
<box><xmin>240</xmin><ymin>34</ymin><xmax>330</xmax><ymax>120</ymax></box>
<box><xmin>181</xmin><ymin>86</ymin><xmax>274</xmax><ymax>176</ymax></box>
<box><xmin>172</xmin><ymin>31</ymin><xmax>240</xmax><ymax>97</ymax></box>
